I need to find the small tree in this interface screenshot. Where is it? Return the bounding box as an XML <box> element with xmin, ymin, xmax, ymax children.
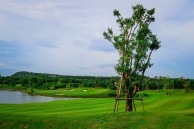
<box><xmin>184</xmin><ymin>80</ymin><xmax>191</xmax><ymax>93</ymax></box>
<box><xmin>27</xmin><ymin>87</ymin><xmax>35</xmax><ymax>95</ymax></box>
<box><xmin>103</xmin><ymin>4</ymin><xmax>160</xmax><ymax>111</ymax></box>
<box><xmin>162</xmin><ymin>77</ymin><xmax>174</xmax><ymax>95</ymax></box>
<box><xmin>154</xmin><ymin>76</ymin><xmax>161</xmax><ymax>92</ymax></box>
<box><xmin>163</xmin><ymin>78</ymin><xmax>170</xmax><ymax>95</ymax></box>
<box><xmin>145</xmin><ymin>78</ymin><xmax>150</xmax><ymax>90</ymax></box>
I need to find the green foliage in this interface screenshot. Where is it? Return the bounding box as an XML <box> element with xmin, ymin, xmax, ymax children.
<box><xmin>49</xmin><ymin>86</ymin><xmax>56</xmax><ymax>90</ymax></box>
<box><xmin>1</xmin><ymin>72</ymin><xmax>194</xmax><ymax>92</ymax></box>
<box><xmin>103</xmin><ymin>4</ymin><xmax>160</xmax><ymax>111</ymax></box>
<box><xmin>107</xmin><ymin>90</ymin><xmax>117</xmax><ymax>97</ymax></box>
<box><xmin>0</xmin><ymin>71</ymin><xmax>120</xmax><ymax>90</ymax></box>
<box><xmin>134</xmin><ymin>91</ymin><xmax>149</xmax><ymax>98</ymax></box>
<box><xmin>27</xmin><ymin>87</ymin><xmax>35</xmax><ymax>95</ymax></box>
<box><xmin>184</xmin><ymin>80</ymin><xmax>191</xmax><ymax>93</ymax></box>
<box><xmin>104</xmin><ymin>4</ymin><xmax>160</xmax><ymax>76</ymax></box>
<box><xmin>104</xmin><ymin>6</ymin><xmax>160</xmax><ymax>81</ymax></box>
<box><xmin>140</xmin><ymin>92</ymin><xmax>149</xmax><ymax>98</ymax></box>
<box><xmin>162</xmin><ymin>77</ymin><xmax>174</xmax><ymax>95</ymax></box>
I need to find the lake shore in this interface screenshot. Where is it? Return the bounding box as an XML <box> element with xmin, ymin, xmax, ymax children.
<box><xmin>0</xmin><ymin>89</ymin><xmax>193</xmax><ymax>129</ymax></box>
<box><xmin>0</xmin><ymin>87</ymin><xmax>116</xmax><ymax>98</ymax></box>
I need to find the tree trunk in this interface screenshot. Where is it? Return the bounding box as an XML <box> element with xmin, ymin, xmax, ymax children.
<box><xmin>146</xmin><ymin>85</ymin><xmax>149</xmax><ymax>90</ymax></box>
<box><xmin>126</xmin><ymin>96</ymin><xmax>133</xmax><ymax>111</ymax></box>
<box><xmin>122</xmin><ymin>74</ymin><xmax>135</xmax><ymax>112</ymax></box>
<box><xmin>157</xmin><ymin>85</ymin><xmax>160</xmax><ymax>93</ymax></box>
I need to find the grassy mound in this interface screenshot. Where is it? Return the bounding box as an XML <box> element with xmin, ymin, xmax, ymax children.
<box><xmin>0</xmin><ymin>89</ymin><xmax>194</xmax><ymax>129</ymax></box>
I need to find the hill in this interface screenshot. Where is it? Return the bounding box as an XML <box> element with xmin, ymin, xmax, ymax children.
<box><xmin>11</xmin><ymin>71</ymin><xmax>117</xmax><ymax>79</ymax></box>
<box><xmin>11</xmin><ymin>71</ymin><xmax>67</xmax><ymax>77</ymax></box>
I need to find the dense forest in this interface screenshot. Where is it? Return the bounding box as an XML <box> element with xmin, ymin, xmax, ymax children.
<box><xmin>0</xmin><ymin>71</ymin><xmax>194</xmax><ymax>92</ymax></box>
<box><xmin>0</xmin><ymin>71</ymin><xmax>119</xmax><ymax>90</ymax></box>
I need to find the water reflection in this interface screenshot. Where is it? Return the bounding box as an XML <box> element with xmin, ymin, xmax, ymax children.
<box><xmin>0</xmin><ymin>90</ymin><xmax>77</xmax><ymax>104</ymax></box>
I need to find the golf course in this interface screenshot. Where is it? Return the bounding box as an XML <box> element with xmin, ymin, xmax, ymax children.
<box><xmin>1</xmin><ymin>1</ymin><xmax>194</xmax><ymax>129</ymax></box>
<box><xmin>0</xmin><ymin>89</ymin><xmax>193</xmax><ymax>129</ymax></box>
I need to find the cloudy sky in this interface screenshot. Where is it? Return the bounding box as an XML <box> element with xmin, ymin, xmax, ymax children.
<box><xmin>0</xmin><ymin>0</ymin><xmax>194</xmax><ymax>78</ymax></box>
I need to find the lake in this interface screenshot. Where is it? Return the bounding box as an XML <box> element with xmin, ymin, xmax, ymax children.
<box><xmin>0</xmin><ymin>90</ymin><xmax>78</xmax><ymax>104</ymax></box>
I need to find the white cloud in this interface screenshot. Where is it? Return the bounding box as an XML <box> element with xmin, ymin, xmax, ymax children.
<box><xmin>0</xmin><ymin>0</ymin><xmax>194</xmax><ymax>78</ymax></box>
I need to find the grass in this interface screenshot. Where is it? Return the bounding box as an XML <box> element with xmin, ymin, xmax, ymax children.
<box><xmin>0</xmin><ymin>87</ymin><xmax>116</xmax><ymax>98</ymax></box>
<box><xmin>0</xmin><ymin>89</ymin><xmax>194</xmax><ymax>129</ymax></box>
<box><xmin>34</xmin><ymin>88</ymin><xmax>116</xmax><ymax>98</ymax></box>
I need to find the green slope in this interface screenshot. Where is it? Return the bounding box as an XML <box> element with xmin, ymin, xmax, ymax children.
<box><xmin>34</xmin><ymin>88</ymin><xmax>115</xmax><ymax>98</ymax></box>
<box><xmin>0</xmin><ymin>89</ymin><xmax>194</xmax><ymax>129</ymax></box>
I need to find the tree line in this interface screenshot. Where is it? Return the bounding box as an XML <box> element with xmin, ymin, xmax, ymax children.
<box><xmin>0</xmin><ymin>71</ymin><xmax>119</xmax><ymax>90</ymax></box>
<box><xmin>0</xmin><ymin>71</ymin><xmax>193</xmax><ymax>92</ymax></box>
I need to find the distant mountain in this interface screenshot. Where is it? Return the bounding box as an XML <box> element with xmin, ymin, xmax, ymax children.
<box><xmin>11</xmin><ymin>71</ymin><xmax>62</xmax><ymax>78</ymax></box>
<box><xmin>11</xmin><ymin>71</ymin><xmax>115</xmax><ymax>79</ymax></box>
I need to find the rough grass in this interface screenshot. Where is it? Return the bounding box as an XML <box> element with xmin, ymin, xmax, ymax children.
<box><xmin>0</xmin><ymin>89</ymin><xmax>194</xmax><ymax>129</ymax></box>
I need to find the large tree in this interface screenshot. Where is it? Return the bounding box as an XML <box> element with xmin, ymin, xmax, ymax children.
<box><xmin>103</xmin><ymin>4</ymin><xmax>160</xmax><ymax>111</ymax></box>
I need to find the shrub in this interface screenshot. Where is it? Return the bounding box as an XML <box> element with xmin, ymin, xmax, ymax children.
<box><xmin>27</xmin><ymin>87</ymin><xmax>35</xmax><ymax>95</ymax></box>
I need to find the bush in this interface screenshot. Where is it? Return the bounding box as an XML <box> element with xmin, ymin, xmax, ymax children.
<box><xmin>141</xmin><ymin>92</ymin><xmax>149</xmax><ymax>98</ymax></box>
<box><xmin>134</xmin><ymin>92</ymin><xmax>149</xmax><ymax>98</ymax></box>
<box><xmin>108</xmin><ymin>92</ymin><xmax>117</xmax><ymax>97</ymax></box>
<box><xmin>27</xmin><ymin>87</ymin><xmax>35</xmax><ymax>95</ymax></box>
<box><xmin>49</xmin><ymin>86</ymin><xmax>56</xmax><ymax>90</ymax></box>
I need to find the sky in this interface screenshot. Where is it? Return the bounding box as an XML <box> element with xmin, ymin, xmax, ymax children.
<box><xmin>0</xmin><ymin>0</ymin><xmax>194</xmax><ymax>78</ymax></box>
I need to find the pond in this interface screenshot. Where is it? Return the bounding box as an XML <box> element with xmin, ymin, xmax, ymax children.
<box><xmin>0</xmin><ymin>90</ymin><xmax>78</xmax><ymax>104</ymax></box>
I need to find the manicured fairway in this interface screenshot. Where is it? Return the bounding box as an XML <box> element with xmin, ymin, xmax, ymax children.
<box><xmin>34</xmin><ymin>88</ymin><xmax>114</xmax><ymax>98</ymax></box>
<box><xmin>0</xmin><ymin>89</ymin><xmax>194</xmax><ymax>129</ymax></box>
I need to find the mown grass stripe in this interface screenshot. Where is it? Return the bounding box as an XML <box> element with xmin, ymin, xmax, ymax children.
<box><xmin>0</xmin><ymin>89</ymin><xmax>194</xmax><ymax>129</ymax></box>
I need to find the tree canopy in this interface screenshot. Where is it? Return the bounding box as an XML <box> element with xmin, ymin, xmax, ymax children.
<box><xmin>103</xmin><ymin>4</ymin><xmax>161</xmax><ymax>111</ymax></box>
